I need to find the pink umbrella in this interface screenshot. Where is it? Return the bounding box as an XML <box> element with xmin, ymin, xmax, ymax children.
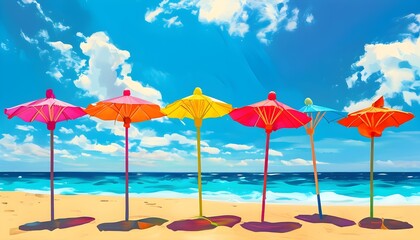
<box><xmin>230</xmin><ymin>91</ymin><xmax>311</xmax><ymax>222</ymax></box>
<box><xmin>4</xmin><ymin>89</ymin><xmax>86</xmax><ymax>222</ymax></box>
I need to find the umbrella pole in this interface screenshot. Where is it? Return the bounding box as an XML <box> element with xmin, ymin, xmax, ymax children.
<box><xmin>125</xmin><ymin>126</ymin><xmax>129</xmax><ymax>221</ymax></box>
<box><xmin>261</xmin><ymin>131</ymin><xmax>271</xmax><ymax>222</ymax></box>
<box><xmin>309</xmin><ymin>133</ymin><xmax>323</xmax><ymax>219</ymax></box>
<box><xmin>370</xmin><ymin>137</ymin><xmax>374</xmax><ymax>218</ymax></box>
<box><xmin>196</xmin><ymin>125</ymin><xmax>203</xmax><ymax>217</ymax></box>
<box><xmin>50</xmin><ymin>129</ymin><xmax>54</xmax><ymax>221</ymax></box>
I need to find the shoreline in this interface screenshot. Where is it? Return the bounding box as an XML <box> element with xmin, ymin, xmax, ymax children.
<box><xmin>1</xmin><ymin>192</ymin><xmax>419</xmax><ymax>239</ymax></box>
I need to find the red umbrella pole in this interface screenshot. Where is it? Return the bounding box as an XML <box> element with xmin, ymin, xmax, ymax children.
<box><xmin>125</xmin><ymin>126</ymin><xmax>129</xmax><ymax>221</ymax></box>
<box><xmin>261</xmin><ymin>129</ymin><xmax>272</xmax><ymax>222</ymax></box>
<box><xmin>50</xmin><ymin>129</ymin><xmax>55</xmax><ymax>221</ymax></box>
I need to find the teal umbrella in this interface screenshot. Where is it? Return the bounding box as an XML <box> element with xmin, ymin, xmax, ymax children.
<box><xmin>299</xmin><ymin>98</ymin><xmax>345</xmax><ymax>219</ymax></box>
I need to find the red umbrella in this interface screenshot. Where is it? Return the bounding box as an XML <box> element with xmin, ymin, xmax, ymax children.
<box><xmin>4</xmin><ymin>89</ymin><xmax>86</xmax><ymax>221</ymax></box>
<box><xmin>230</xmin><ymin>91</ymin><xmax>311</xmax><ymax>222</ymax></box>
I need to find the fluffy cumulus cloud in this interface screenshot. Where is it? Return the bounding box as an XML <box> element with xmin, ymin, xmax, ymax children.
<box><xmin>145</xmin><ymin>0</ymin><xmax>307</xmax><ymax>44</ymax></box>
<box><xmin>20</xmin><ymin>0</ymin><xmax>70</xmax><ymax>31</ymax></box>
<box><xmin>140</xmin><ymin>133</ymin><xmax>209</xmax><ymax>148</ymax></box>
<box><xmin>68</xmin><ymin>134</ymin><xmax>123</xmax><ymax>154</ymax></box>
<box><xmin>59</xmin><ymin>127</ymin><xmax>74</xmax><ymax>134</ymax></box>
<box><xmin>344</xmin><ymin>15</ymin><xmax>420</xmax><ymax>112</ymax></box>
<box><xmin>15</xmin><ymin>125</ymin><xmax>37</xmax><ymax>132</ymax></box>
<box><xmin>223</xmin><ymin>143</ymin><xmax>253</xmax><ymax>150</ymax></box>
<box><xmin>0</xmin><ymin>134</ymin><xmax>49</xmax><ymax>159</ymax></box>
<box><xmin>74</xmin><ymin>32</ymin><xmax>163</xmax><ymax>104</ymax></box>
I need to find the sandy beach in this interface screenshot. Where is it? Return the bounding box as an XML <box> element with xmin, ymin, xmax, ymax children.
<box><xmin>0</xmin><ymin>192</ymin><xmax>418</xmax><ymax>240</ymax></box>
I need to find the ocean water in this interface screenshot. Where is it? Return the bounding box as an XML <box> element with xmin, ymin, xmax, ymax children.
<box><xmin>0</xmin><ymin>172</ymin><xmax>419</xmax><ymax>205</ymax></box>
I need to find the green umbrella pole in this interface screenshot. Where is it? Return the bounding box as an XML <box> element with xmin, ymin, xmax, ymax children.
<box><xmin>370</xmin><ymin>137</ymin><xmax>374</xmax><ymax>218</ymax></box>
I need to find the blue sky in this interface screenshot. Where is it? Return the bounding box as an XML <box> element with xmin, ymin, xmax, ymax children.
<box><xmin>0</xmin><ymin>0</ymin><xmax>419</xmax><ymax>172</ymax></box>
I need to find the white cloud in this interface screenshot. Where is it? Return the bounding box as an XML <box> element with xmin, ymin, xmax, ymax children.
<box><xmin>20</xmin><ymin>31</ymin><xmax>38</xmax><ymax>44</ymax></box>
<box><xmin>46</xmin><ymin>68</ymin><xmax>63</xmax><ymax>81</ymax></box>
<box><xmin>140</xmin><ymin>133</ymin><xmax>209</xmax><ymax>148</ymax></box>
<box><xmin>285</xmin><ymin>8</ymin><xmax>299</xmax><ymax>31</ymax></box>
<box><xmin>206</xmin><ymin>157</ymin><xmax>226</xmax><ymax>163</ymax></box>
<box><xmin>131</xmin><ymin>146</ymin><xmax>184</xmax><ymax>162</ymax></box>
<box><xmin>269</xmin><ymin>149</ymin><xmax>283</xmax><ymax>156</ymax></box>
<box><xmin>68</xmin><ymin>134</ymin><xmax>123</xmax><ymax>154</ymax></box>
<box><xmin>24</xmin><ymin>134</ymin><xmax>33</xmax><ymax>143</ymax></box>
<box><xmin>305</xmin><ymin>14</ymin><xmax>314</xmax><ymax>24</ymax></box>
<box><xmin>1</xmin><ymin>42</ymin><xmax>9</xmax><ymax>51</ymax></box>
<box><xmin>81</xmin><ymin>153</ymin><xmax>91</xmax><ymax>157</ymax></box>
<box><xmin>344</xmin><ymin>27</ymin><xmax>420</xmax><ymax>111</ymax></box>
<box><xmin>163</xmin><ymin>16</ymin><xmax>183</xmax><ymax>28</ymax></box>
<box><xmin>145</xmin><ymin>0</ymin><xmax>169</xmax><ymax>23</ymax></box>
<box><xmin>48</xmin><ymin>41</ymin><xmax>73</xmax><ymax>53</ymax></box>
<box><xmin>406</xmin><ymin>13</ymin><xmax>420</xmax><ymax>33</ymax></box>
<box><xmin>15</xmin><ymin>125</ymin><xmax>37</xmax><ymax>131</ymax></box>
<box><xmin>0</xmin><ymin>134</ymin><xmax>49</xmax><ymax>159</ymax></box>
<box><xmin>59</xmin><ymin>127</ymin><xmax>74</xmax><ymax>134</ymax></box>
<box><xmin>20</xmin><ymin>0</ymin><xmax>70</xmax><ymax>31</ymax></box>
<box><xmin>376</xmin><ymin>159</ymin><xmax>420</xmax><ymax>168</ymax></box>
<box><xmin>202</xmin><ymin>146</ymin><xmax>220</xmax><ymax>154</ymax></box>
<box><xmin>75</xmin><ymin>124</ymin><xmax>91</xmax><ymax>132</ymax></box>
<box><xmin>74</xmin><ymin>32</ymin><xmax>163</xmax><ymax>105</ymax></box>
<box><xmin>376</xmin><ymin>160</ymin><xmax>394</xmax><ymax>166</ymax></box>
<box><xmin>224</xmin><ymin>143</ymin><xmax>253</xmax><ymax>150</ymax></box>
<box><xmin>146</xmin><ymin>0</ymin><xmax>302</xmax><ymax>44</ymax></box>
<box><xmin>280</xmin><ymin>158</ymin><xmax>328</xmax><ymax>166</ymax></box>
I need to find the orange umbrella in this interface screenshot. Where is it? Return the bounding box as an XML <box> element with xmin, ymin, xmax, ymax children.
<box><xmin>338</xmin><ymin>96</ymin><xmax>414</xmax><ymax>218</ymax></box>
<box><xmin>85</xmin><ymin>89</ymin><xmax>165</xmax><ymax>221</ymax></box>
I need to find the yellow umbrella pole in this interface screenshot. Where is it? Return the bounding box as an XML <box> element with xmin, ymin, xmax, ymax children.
<box><xmin>370</xmin><ymin>137</ymin><xmax>374</xmax><ymax>218</ymax></box>
<box><xmin>195</xmin><ymin>119</ymin><xmax>203</xmax><ymax>217</ymax></box>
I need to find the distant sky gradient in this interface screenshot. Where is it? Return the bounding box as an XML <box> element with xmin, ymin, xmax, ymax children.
<box><xmin>1</xmin><ymin>0</ymin><xmax>419</xmax><ymax>172</ymax></box>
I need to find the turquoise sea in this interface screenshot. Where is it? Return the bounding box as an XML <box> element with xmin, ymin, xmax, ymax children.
<box><xmin>1</xmin><ymin>172</ymin><xmax>419</xmax><ymax>205</ymax></box>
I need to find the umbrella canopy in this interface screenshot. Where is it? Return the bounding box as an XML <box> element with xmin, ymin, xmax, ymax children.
<box><xmin>338</xmin><ymin>96</ymin><xmax>414</xmax><ymax>218</ymax></box>
<box><xmin>4</xmin><ymin>89</ymin><xmax>86</xmax><ymax>221</ymax></box>
<box><xmin>299</xmin><ymin>97</ymin><xmax>345</xmax><ymax>219</ymax></box>
<box><xmin>85</xmin><ymin>89</ymin><xmax>165</xmax><ymax>221</ymax></box>
<box><xmin>230</xmin><ymin>91</ymin><xmax>311</xmax><ymax>222</ymax></box>
<box><xmin>161</xmin><ymin>87</ymin><xmax>232</xmax><ymax>217</ymax></box>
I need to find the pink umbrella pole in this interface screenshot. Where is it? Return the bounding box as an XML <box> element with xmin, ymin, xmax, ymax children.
<box><xmin>261</xmin><ymin>128</ymin><xmax>272</xmax><ymax>222</ymax></box>
<box><xmin>47</xmin><ymin>121</ymin><xmax>56</xmax><ymax>221</ymax></box>
<box><xmin>50</xmin><ymin>129</ymin><xmax>55</xmax><ymax>221</ymax></box>
<box><xmin>125</xmin><ymin>126</ymin><xmax>129</xmax><ymax>221</ymax></box>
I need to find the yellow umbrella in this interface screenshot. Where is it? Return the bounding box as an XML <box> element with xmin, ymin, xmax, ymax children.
<box><xmin>162</xmin><ymin>87</ymin><xmax>232</xmax><ymax>216</ymax></box>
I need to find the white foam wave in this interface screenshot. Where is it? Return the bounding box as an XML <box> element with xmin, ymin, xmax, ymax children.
<box><xmin>9</xmin><ymin>188</ymin><xmax>420</xmax><ymax>206</ymax></box>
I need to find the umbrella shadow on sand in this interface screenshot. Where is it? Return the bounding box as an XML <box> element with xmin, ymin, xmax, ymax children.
<box><xmin>295</xmin><ymin>214</ymin><xmax>355</xmax><ymax>227</ymax></box>
<box><xmin>97</xmin><ymin>217</ymin><xmax>168</xmax><ymax>231</ymax></box>
<box><xmin>167</xmin><ymin>215</ymin><xmax>241</xmax><ymax>231</ymax></box>
<box><xmin>358</xmin><ymin>217</ymin><xmax>413</xmax><ymax>230</ymax></box>
<box><xmin>19</xmin><ymin>217</ymin><xmax>95</xmax><ymax>231</ymax></box>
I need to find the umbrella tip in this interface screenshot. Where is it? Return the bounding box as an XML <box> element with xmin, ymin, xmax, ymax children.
<box><xmin>46</xmin><ymin>89</ymin><xmax>55</xmax><ymax>98</ymax></box>
<box><xmin>268</xmin><ymin>91</ymin><xmax>276</xmax><ymax>100</ymax></box>
<box><xmin>123</xmin><ymin>89</ymin><xmax>131</xmax><ymax>96</ymax></box>
<box><xmin>193</xmin><ymin>87</ymin><xmax>202</xmax><ymax>95</ymax></box>
<box><xmin>304</xmin><ymin>98</ymin><xmax>313</xmax><ymax>106</ymax></box>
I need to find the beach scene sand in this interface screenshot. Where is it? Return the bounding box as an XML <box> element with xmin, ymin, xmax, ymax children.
<box><xmin>1</xmin><ymin>0</ymin><xmax>420</xmax><ymax>239</ymax></box>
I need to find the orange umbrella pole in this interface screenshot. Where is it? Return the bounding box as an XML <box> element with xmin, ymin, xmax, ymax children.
<box><xmin>50</xmin><ymin>129</ymin><xmax>55</xmax><ymax>221</ymax></box>
<box><xmin>125</xmin><ymin>126</ymin><xmax>129</xmax><ymax>221</ymax></box>
<box><xmin>195</xmin><ymin>119</ymin><xmax>203</xmax><ymax>217</ymax></box>
<box><xmin>370</xmin><ymin>137</ymin><xmax>374</xmax><ymax>218</ymax></box>
<box><xmin>261</xmin><ymin>128</ymin><xmax>272</xmax><ymax>222</ymax></box>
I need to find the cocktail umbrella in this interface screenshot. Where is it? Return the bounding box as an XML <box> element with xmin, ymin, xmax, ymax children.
<box><xmin>85</xmin><ymin>89</ymin><xmax>165</xmax><ymax>221</ymax></box>
<box><xmin>338</xmin><ymin>96</ymin><xmax>414</xmax><ymax>219</ymax></box>
<box><xmin>299</xmin><ymin>97</ymin><xmax>345</xmax><ymax>219</ymax></box>
<box><xmin>4</xmin><ymin>89</ymin><xmax>93</xmax><ymax>230</ymax></box>
<box><xmin>229</xmin><ymin>91</ymin><xmax>311</xmax><ymax>222</ymax></box>
<box><xmin>161</xmin><ymin>87</ymin><xmax>232</xmax><ymax>217</ymax></box>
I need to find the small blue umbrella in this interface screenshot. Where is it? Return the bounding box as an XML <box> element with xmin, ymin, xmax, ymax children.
<box><xmin>299</xmin><ymin>98</ymin><xmax>345</xmax><ymax>219</ymax></box>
